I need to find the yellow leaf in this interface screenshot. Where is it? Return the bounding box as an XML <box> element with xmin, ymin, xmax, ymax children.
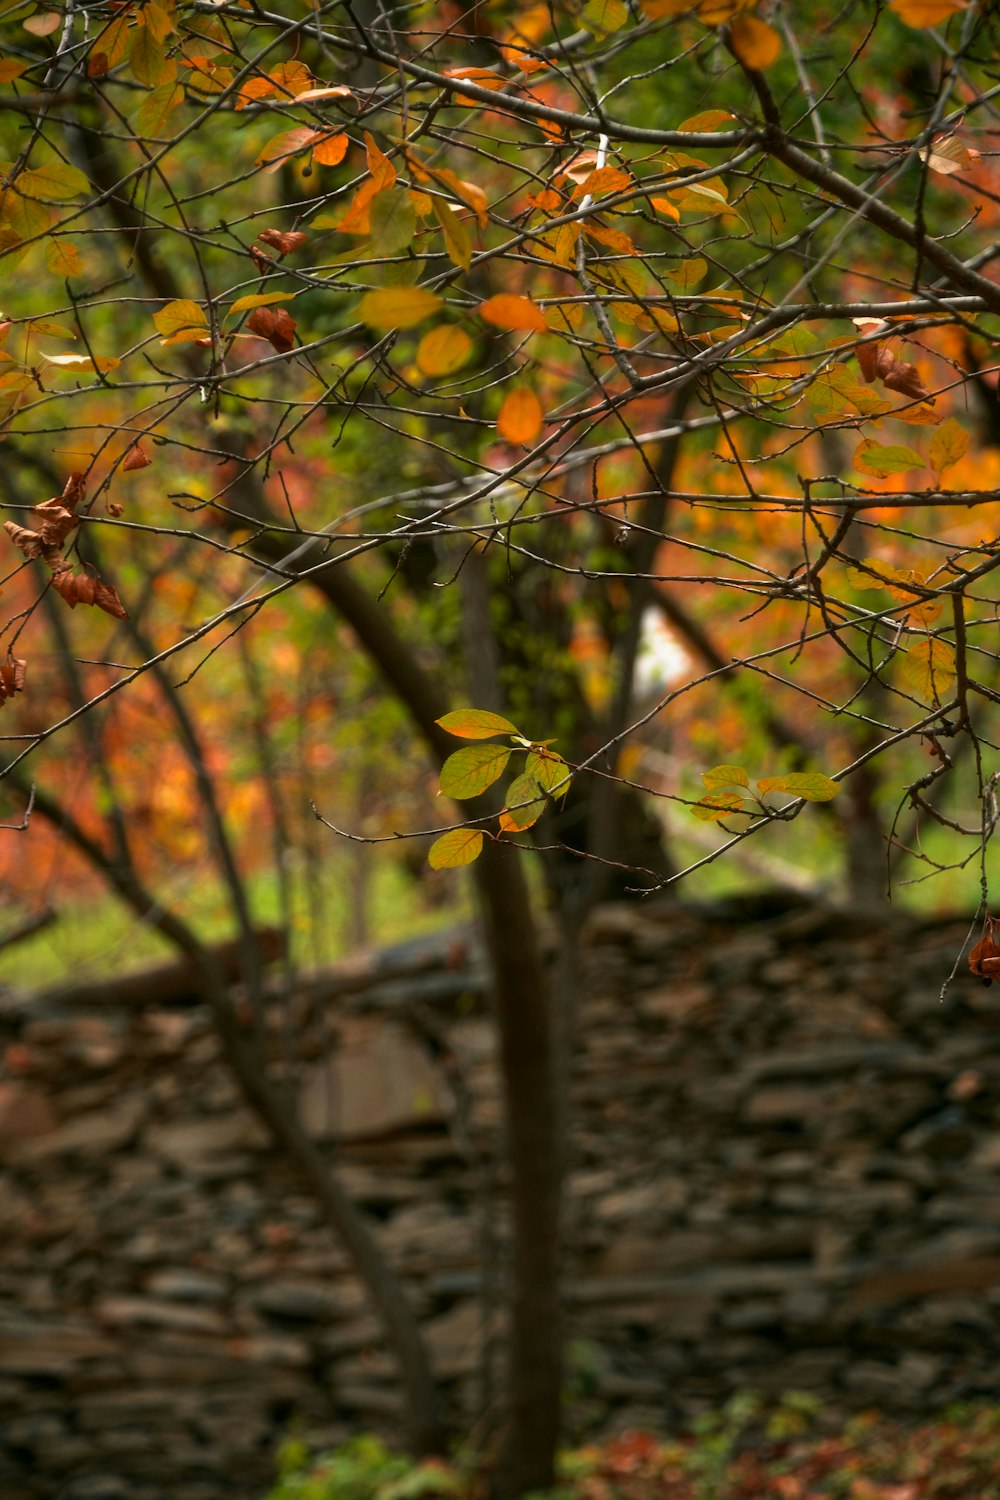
<box><xmin>478</xmin><ymin>294</ymin><xmax>547</xmax><ymax>333</ymax></box>
<box><xmin>40</xmin><ymin>350</ymin><xmax>121</xmax><ymax>372</ymax></box>
<box><xmin>928</xmin><ymin>417</ymin><xmax>967</xmax><ymax>476</ymax></box>
<box><xmin>153</xmin><ymin>299</ymin><xmax>208</xmax><ymax>343</ymax></box>
<box><xmin>0</xmin><ymin>59</ymin><xmax>29</xmax><ymax>84</ymax></box>
<box><xmin>416</xmin><ymin>324</ymin><xmax>473</xmax><ymax>378</ymax></box>
<box><xmin>14</xmin><ymin>162</ymin><xmax>90</xmax><ymax>201</ymax></box>
<box><xmin>358</xmin><ymin>286</ymin><xmax>442</xmax><ymax>331</ymax></box>
<box><xmin>428</xmin><ymin>828</ymin><xmax>484</xmax><ymax>869</ymax></box>
<box><xmin>45</xmin><ymin>240</ymin><xmax>83</xmax><ymax>276</ymax></box>
<box><xmin>433</xmin><ymin>198</ymin><xmax>472</xmax><ymax>270</ymax></box>
<box><xmin>497</xmin><ymin>386</ymin><xmax>543</xmax><ymax>444</ymax></box>
<box><xmin>228</xmin><ymin>292</ymin><xmax>297</xmax><ymax>317</ymax></box>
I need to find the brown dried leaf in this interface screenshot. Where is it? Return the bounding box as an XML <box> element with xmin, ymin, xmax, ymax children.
<box><xmin>3</xmin><ymin>521</ymin><xmax>44</xmax><ymax>560</ymax></box>
<box><xmin>882</xmin><ymin>359</ymin><xmax>934</xmax><ymax>403</ymax></box>
<box><xmin>0</xmin><ymin>655</ymin><xmax>26</xmax><ymax>706</ymax></box>
<box><xmin>31</xmin><ymin>498</ymin><xmax>79</xmax><ymax>547</ymax></box>
<box><xmin>122</xmin><ymin>444</ymin><xmax>152</xmax><ymax>472</ymax></box>
<box><xmin>51</xmin><ymin>568</ymin><xmax>93</xmax><ymax>607</ymax></box>
<box><xmin>246</xmin><ymin>306</ymin><xmax>297</xmax><ymax>353</ymax></box>
<box><xmin>93</xmin><ymin>580</ymin><xmax>129</xmax><ymax>619</ymax></box>
<box><xmin>256</xmin><ymin>229</ymin><xmax>308</xmax><ymax>255</ymax></box>
<box><xmin>62</xmin><ymin>472</ymin><xmax>86</xmax><ymax>509</ymax></box>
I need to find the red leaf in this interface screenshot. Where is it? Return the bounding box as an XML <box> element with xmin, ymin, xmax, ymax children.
<box><xmin>247</xmin><ymin>306</ymin><xmax>297</xmax><ymax>353</ymax></box>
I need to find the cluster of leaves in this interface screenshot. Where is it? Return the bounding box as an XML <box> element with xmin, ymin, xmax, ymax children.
<box><xmin>429</xmin><ymin>709</ymin><xmax>572</xmax><ymax>869</ymax></box>
<box><xmin>1</xmin><ymin>0</ymin><xmax>999</xmax><ymax>918</ymax></box>
<box><xmin>264</xmin><ymin>1401</ymin><xmax>1000</xmax><ymax>1500</ymax></box>
<box><xmin>691</xmin><ymin>764</ymin><xmax>840</xmax><ymax>824</ymax></box>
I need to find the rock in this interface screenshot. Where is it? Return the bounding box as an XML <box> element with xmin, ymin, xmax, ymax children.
<box><xmin>6</xmin><ymin>1098</ymin><xmax>144</xmax><ymax>1162</ymax></box>
<box><xmin>300</xmin><ymin>1019</ymin><xmax>450</xmax><ymax>1141</ymax></box>
<box><xmin>0</xmin><ymin>1084</ymin><xmax>56</xmax><ymax>1146</ymax></box>
<box><xmin>146</xmin><ymin>1113</ymin><xmax>266</xmax><ymax>1166</ymax></box>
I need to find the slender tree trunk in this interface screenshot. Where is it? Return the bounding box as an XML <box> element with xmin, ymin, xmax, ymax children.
<box><xmin>230</xmin><ymin>510</ymin><xmax>564</xmax><ymax>1495</ymax></box>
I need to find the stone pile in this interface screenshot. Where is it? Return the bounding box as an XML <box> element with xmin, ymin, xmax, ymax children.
<box><xmin>0</xmin><ymin>898</ymin><xmax>998</xmax><ymax>1498</ymax></box>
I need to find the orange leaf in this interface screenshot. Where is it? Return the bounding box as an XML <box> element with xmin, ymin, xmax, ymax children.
<box><xmin>312</xmin><ymin>131</ymin><xmax>349</xmax><ymax>167</ymax></box>
<box><xmin>497</xmin><ymin>386</ymin><xmax>543</xmax><ymax>444</ymax></box>
<box><xmin>889</xmin><ymin>0</ymin><xmax>966</xmax><ymax>25</ymax></box>
<box><xmin>728</xmin><ymin>14</ymin><xmax>782</xmax><ymax>70</ymax></box>
<box><xmin>365</xmin><ymin>131</ymin><xmax>396</xmax><ymax>190</ymax></box>
<box><xmin>478</xmin><ymin>294</ymin><xmax>548</xmax><ymax>333</ymax></box>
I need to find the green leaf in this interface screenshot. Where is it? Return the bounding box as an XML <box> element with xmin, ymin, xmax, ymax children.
<box><xmin>902</xmin><ymin>638</ymin><xmax>956</xmax><ymax>704</ymax></box>
<box><xmin>853</xmin><ymin>440</ymin><xmax>924</xmax><ymax>477</ymax></box>
<box><xmin>369</xmin><ymin>189</ymin><xmax>417</xmax><ymax>255</ymax></box>
<box><xmin>774</xmin><ymin>772</ymin><xmax>840</xmax><ymax>802</ymax></box>
<box><xmin>499</xmin><ymin>774</ymin><xmax>546</xmax><ymax>832</ymax></box>
<box><xmin>702</xmin><ymin>763</ymin><xmax>750</xmax><ymax>791</ymax></box>
<box><xmin>14</xmin><ymin>162</ymin><xmax>90</xmax><ymax>201</ymax></box>
<box><xmin>525</xmin><ymin>748</ymin><xmax>570</xmax><ymax>795</ymax></box>
<box><xmin>428</xmin><ymin>829</ymin><xmax>484</xmax><ymax>869</ymax></box>
<box><xmin>135</xmin><ymin>80</ymin><xmax>184</xmax><ymax>139</ymax></box>
<box><xmin>439</xmin><ymin>744</ymin><xmax>511</xmax><ymax>798</ymax></box>
<box><xmin>437</xmin><ymin>709</ymin><xmax>520</xmax><ymax>740</ymax></box>
<box><xmin>691</xmin><ymin>792</ymin><xmax>746</xmax><ymax>822</ymax></box>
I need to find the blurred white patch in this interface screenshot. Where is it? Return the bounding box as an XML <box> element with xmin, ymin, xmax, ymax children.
<box><xmin>632</xmin><ymin>608</ymin><xmax>691</xmax><ymax>699</ymax></box>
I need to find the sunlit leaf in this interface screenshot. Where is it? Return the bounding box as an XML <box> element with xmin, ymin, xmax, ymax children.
<box><xmin>228</xmin><ymin>292</ymin><xmax>297</xmax><ymax>317</ymax></box>
<box><xmin>525</xmin><ymin>748</ymin><xmax>570</xmax><ymax>795</ymax></box>
<box><xmin>702</xmin><ymin>763</ymin><xmax>750</xmax><ymax>791</ymax></box>
<box><xmin>903</xmin><ymin>638</ymin><xmax>956</xmax><ymax>703</ymax></box>
<box><xmin>499</xmin><ymin>773</ymin><xmax>546</xmax><ymax>831</ymax></box>
<box><xmin>428</xmin><ymin>828</ymin><xmax>484</xmax><ymax>869</ymax></box>
<box><xmin>40</xmin><ymin>350</ymin><xmax>121</xmax><ymax>372</ymax></box>
<box><xmin>439</xmin><ymin>743</ymin><xmax>512</xmax><ymax>798</ymax></box>
<box><xmin>436</xmin><ymin>708</ymin><xmax>519</xmax><ymax>739</ymax></box>
<box><xmin>853</xmin><ymin>440</ymin><xmax>924</xmax><ymax>477</ymax></box>
<box><xmin>153</xmin><ymin>299</ymin><xmax>208</xmax><ymax>343</ymax></box>
<box><xmin>772</xmin><ymin>772</ymin><xmax>840</xmax><ymax>802</ymax></box>
<box><xmin>691</xmin><ymin>791</ymin><xmax>746</xmax><ymax>822</ymax></box>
